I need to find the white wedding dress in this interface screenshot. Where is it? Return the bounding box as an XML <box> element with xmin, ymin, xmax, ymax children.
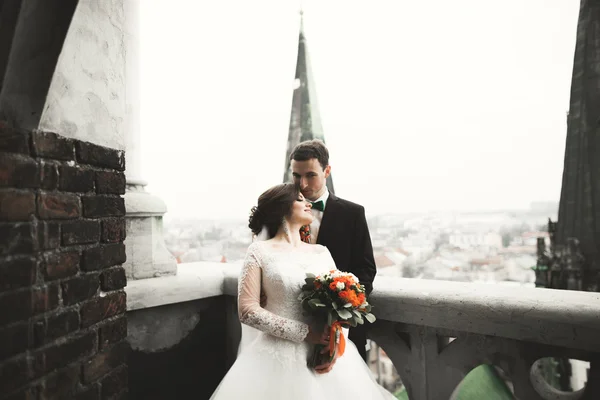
<box><xmin>209</xmin><ymin>241</ymin><xmax>395</xmax><ymax>399</ymax></box>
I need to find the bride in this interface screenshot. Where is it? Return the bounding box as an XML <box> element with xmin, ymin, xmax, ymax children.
<box><xmin>209</xmin><ymin>183</ymin><xmax>395</xmax><ymax>399</ymax></box>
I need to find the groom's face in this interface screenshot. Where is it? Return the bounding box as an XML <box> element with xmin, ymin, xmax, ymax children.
<box><xmin>291</xmin><ymin>158</ymin><xmax>331</xmax><ymax>201</ymax></box>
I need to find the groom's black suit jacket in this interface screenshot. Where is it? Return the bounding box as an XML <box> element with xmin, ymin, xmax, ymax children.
<box><xmin>316</xmin><ymin>193</ymin><xmax>377</xmax><ymax>361</ymax></box>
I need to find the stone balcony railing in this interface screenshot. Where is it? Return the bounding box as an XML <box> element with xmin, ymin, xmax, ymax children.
<box><xmin>125</xmin><ymin>262</ymin><xmax>600</xmax><ymax>400</ymax></box>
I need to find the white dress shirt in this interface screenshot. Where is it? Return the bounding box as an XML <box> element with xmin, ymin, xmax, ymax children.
<box><xmin>309</xmin><ymin>188</ymin><xmax>329</xmax><ymax>244</ymax></box>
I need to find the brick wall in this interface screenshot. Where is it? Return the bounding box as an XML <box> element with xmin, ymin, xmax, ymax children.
<box><xmin>0</xmin><ymin>127</ymin><xmax>128</xmax><ymax>399</ymax></box>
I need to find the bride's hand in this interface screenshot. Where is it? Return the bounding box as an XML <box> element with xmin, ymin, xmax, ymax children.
<box><xmin>305</xmin><ymin>325</ymin><xmax>329</xmax><ymax>345</ymax></box>
<box><xmin>315</xmin><ymin>346</ymin><xmax>339</xmax><ymax>374</ymax></box>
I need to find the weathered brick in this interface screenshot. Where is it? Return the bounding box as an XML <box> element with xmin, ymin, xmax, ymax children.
<box><xmin>36</xmin><ymin>222</ymin><xmax>60</xmax><ymax>250</ymax></box>
<box><xmin>0</xmin><ymin>321</ymin><xmax>31</xmax><ymax>359</ymax></box>
<box><xmin>82</xmin><ymin>243</ymin><xmax>126</xmax><ymax>271</ymax></box>
<box><xmin>0</xmin><ymin>355</ymin><xmax>34</xmax><ymax>394</ymax></box>
<box><xmin>0</xmin><ymin>285</ymin><xmax>59</xmax><ymax>325</ymax></box>
<box><xmin>62</xmin><ymin>220</ymin><xmax>101</xmax><ymax>245</ymax></box>
<box><xmin>100</xmin><ymin>365</ymin><xmax>127</xmax><ymax>400</ymax></box>
<box><xmin>33</xmin><ymin>309</ymin><xmax>80</xmax><ymax>346</ymax></box>
<box><xmin>39</xmin><ymin>161</ymin><xmax>58</xmax><ymax>190</ymax></box>
<box><xmin>37</xmin><ymin>192</ymin><xmax>81</xmax><ymax>219</ymax></box>
<box><xmin>0</xmin><ymin>223</ymin><xmax>35</xmax><ymax>256</ymax></box>
<box><xmin>62</xmin><ymin>274</ymin><xmax>99</xmax><ymax>305</ymax></box>
<box><xmin>80</xmin><ymin>291</ymin><xmax>126</xmax><ymax>328</ymax></box>
<box><xmin>3</xmin><ymin>385</ymin><xmax>37</xmax><ymax>400</ymax></box>
<box><xmin>0</xmin><ymin>190</ymin><xmax>36</xmax><ymax>221</ymax></box>
<box><xmin>99</xmin><ymin>316</ymin><xmax>127</xmax><ymax>350</ymax></box>
<box><xmin>39</xmin><ymin>364</ymin><xmax>80</xmax><ymax>399</ymax></box>
<box><xmin>112</xmin><ymin>390</ymin><xmax>128</xmax><ymax>400</ymax></box>
<box><xmin>82</xmin><ymin>341</ymin><xmax>128</xmax><ymax>383</ymax></box>
<box><xmin>33</xmin><ymin>331</ymin><xmax>96</xmax><ymax>375</ymax></box>
<box><xmin>0</xmin><ymin>256</ymin><xmax>37</xmax><ymax>290</ymax></box>
<box><xmin>0</xmin><ymin>153</ymin><xmax>39</xmax><ymax>188</ymax></box>
<box><xmin>0</xmin><ymin>289</ymin><xmax>32</xmax><ymax>325</ymax></box>
<box><xmin>59</xmin><ymin>166</ymin><xmax>95</xmax><ymax>193</ymax></box>
<box><xmin>101</xmin><ymin>218</ymin><xmax>126</xmax><ymax>243</ymax></box>
<box><xmin>100</xmin><ymin>267</ymin><xmax>126</xmax><ymax>291</ymax></box>
<box><xmin>32</xmin><ymin>283</ymin><xmax>60</xmax><ymax>315</ymax></box>
<box><xmin>0</xmin><ymin>127</ymin><xmax>29</xmax><ymax>154</ymax></box>
<box><xmin>76</xmin><ymin>142</ymin><xmax>125</xmax><ymax>171</ymax></box>
<box><xmin>82</xmin><ymin>196</ymin><xmax>125</xmax><ymax>218</ymax></box>
<box><xmin>74</xmin><ymin>384</ymin><xmax>100</xmax><ymax>400</ymax></box>
<box><xmin>31</xmin><ymin>131</ymin><xmax>74</xmax><ymax>160</ymax></box>
<box><xmin>44</xmin><ymin>251</ymin><xmax>80</xmax><ymax>280</ymax></box>
<box><xmin>95</xmin><ymin>171</ymin><xmax>126</xmax><ymax>195</ymax></box>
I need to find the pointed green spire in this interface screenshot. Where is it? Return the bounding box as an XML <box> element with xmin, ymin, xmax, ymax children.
<box><xmin>283</xmin><ymin>12</ymin><xmax>334</xmax><ymax>194</ymax></box>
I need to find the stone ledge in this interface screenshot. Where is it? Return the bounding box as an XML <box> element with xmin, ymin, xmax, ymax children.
<box><xmin>125</xmin><ymin>262</ymin><xmax>240</xmax><ymax>311</ymax></box>
<box><xmin>125</xmin><ymin>263</ymin><xmax>600</xmax><ymax>353</ymax></box>
<box><xmin>372</xmin><ymin>276</ymin><xmax>600</xmax><ymax>353</ymax></box>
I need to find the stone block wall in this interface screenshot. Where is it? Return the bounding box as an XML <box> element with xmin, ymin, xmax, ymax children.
<box><xmin>0</xmin><ymin>126</ymin><xmax>129</xmax><ymax>399</ymax></box>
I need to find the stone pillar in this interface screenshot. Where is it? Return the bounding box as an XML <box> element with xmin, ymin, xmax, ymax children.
<box><xmin>123</xmin><ymin>0</ymin><xmax>176</xmax><ymax>280</ymax></box>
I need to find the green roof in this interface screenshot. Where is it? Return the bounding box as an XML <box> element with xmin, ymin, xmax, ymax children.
<box><xmin>394</xmin><ymin>365</ymin><xmax>513</xmax><ymax>400</ymax></box>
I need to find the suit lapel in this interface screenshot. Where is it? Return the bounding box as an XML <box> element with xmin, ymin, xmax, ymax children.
<box><xmin>317</xmin><ymin>193</ymin><xmax>339</xmax><ymax>245</ymax></box>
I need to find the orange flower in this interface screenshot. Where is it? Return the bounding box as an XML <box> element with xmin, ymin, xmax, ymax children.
<box><xmin>337</xmin><ymin>289</ymin><xmax>362</xmax><ymax>307</ymax></box>
<box><xmin>357</xmin><ymin>293</ymin><xmax>366</xmax><ymax>305</ymax></box>
<box><xmin>338</xmin><ymin>290</ymin><xmax>351</xmax><ymax>301</ymax></box>
<box><xmin>349</xmin><ymin>292</ymin><xmax>362</xmax><ymax>307</ymax></box>
<box><xmin>329</xmin><ymin>281</ymin><xmax>338</xmax><ymax>291</ymax></box>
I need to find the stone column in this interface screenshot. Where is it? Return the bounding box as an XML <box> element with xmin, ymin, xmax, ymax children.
<box><xmin>123</xmin><ymin>0</ymin><xmax>176</xmax><ymax>280</ymax></box>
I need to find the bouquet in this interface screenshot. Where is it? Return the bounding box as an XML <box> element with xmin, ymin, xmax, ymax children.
<box><xmin>299</xmin><ymin>270</ymin><xmax>376</xmax><ymax>368</ymax></box>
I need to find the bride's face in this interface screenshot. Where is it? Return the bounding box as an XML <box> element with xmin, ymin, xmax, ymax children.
<box><xmin>288</xmin><ymin>192</ymin><xmax>313</xmax><ymax>226</ymax></box>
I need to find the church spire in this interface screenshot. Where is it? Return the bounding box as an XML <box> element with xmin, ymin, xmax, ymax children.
<box><xmin>283</xmin><ymin>9</ymin><xmax>334</xmax><ymax>194</ymax></box>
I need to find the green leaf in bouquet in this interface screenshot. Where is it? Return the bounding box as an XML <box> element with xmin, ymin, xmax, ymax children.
<box><xmin>306</xmin><ymin>272</ymin><xmax>316</xmax><ymax>279</ymax></box>
<box><xmin>347</xmin><ymin>315</ymin><xmax>357</xmax><ymax>327</ymax></box>
<box><xmin>352</xmin><ymin>310</ymin><xmax>364</xmax><ymax>324</ymax></box>
<box><xmin>327</xmin><ymin>310</ymin><xmax>335</xmax><ymax>326</ymax></box>
<box><xmin>336</xmin><ymin>309</ymin><xmax>353</xmax><ymax>319</ymax></box>
<box><xmin>364</xmin><ymin>313</ymin><xmax>376</xmax><ymax>323</ymax></box>
<box><xmin>343</xmin><ymin>302</ymin><xmax>353</xmax><ymax>308</ymax></box>
<box><xmin>308</xmin><ymin>298</ymin><xmax>326</xmax><ymax>309</ymax></box>
<box><xmin>332</xmin><ymin>302</ymin><xmax>338</xmax><ymax>310</ymax></box>
<box><xmin>304</xmin><ymin>278</ymin><xmax>315</xmax><ymax>287</ymax></box>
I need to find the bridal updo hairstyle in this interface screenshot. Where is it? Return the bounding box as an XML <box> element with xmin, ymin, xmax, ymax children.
<box><xmin>248</xmin><ymin>183</ymin><xmax>300</xmax><ymax>239</ymax></box>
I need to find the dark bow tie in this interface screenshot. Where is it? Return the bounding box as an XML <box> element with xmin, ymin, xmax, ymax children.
<box><xmin>311</xmin><ymin>200</ymin><xmax>325</xmax><ymax>212</ymax></box>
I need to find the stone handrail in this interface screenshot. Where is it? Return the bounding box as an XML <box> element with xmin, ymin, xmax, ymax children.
<box><xmin>126</xmin><ymin>263</ymin><xmax>600</xmax><ymax>400</ymax></box>
<box><xmin>373</xmin><ymin>277</ymin><xmax>600</xmax><ymax>353</ymax></box>
<box><xmin>126</xmin><ymin>262</ymin><xmax>240</xmax><ymax>310</ymax></box>
<box><xmin>369</xmin><ymin>277</ymin><xmax>600</xmax><ymax>400</ymax></box>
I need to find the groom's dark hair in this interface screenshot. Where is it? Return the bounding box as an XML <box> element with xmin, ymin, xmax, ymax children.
<box><xmin>289</xmin><ymin>139</ymin><xmax>329</xmax><ymax>170</ymax></box>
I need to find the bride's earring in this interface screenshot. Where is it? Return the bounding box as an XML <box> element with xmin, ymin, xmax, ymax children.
<box><xmin>282</xmin><ymin>217</ymin><xmax>289</xmax><ymax>236</ymax></box>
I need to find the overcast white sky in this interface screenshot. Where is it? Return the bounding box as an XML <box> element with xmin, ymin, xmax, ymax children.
<box><xmin>139</xmin><ymin>0</ymin><xmax>579</xmax><ymax>220</ymax></box>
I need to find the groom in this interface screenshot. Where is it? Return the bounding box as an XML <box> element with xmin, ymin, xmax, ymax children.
<box><xmin>290</xmin><ymin>139</ymin><xmax>377</xmax><ymax>367</ymax></box>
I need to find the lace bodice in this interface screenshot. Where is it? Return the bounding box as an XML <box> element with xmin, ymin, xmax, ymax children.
<box><xmin>238</xmin><ymin>241</ymin><xmax>337</xmax><ymax>343</ymax></box>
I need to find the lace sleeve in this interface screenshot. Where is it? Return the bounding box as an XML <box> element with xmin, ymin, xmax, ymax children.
<box><xmin>237</xmin><ymin>244</ymin><xmax>309</xmax><ymax>343</ymax></box>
